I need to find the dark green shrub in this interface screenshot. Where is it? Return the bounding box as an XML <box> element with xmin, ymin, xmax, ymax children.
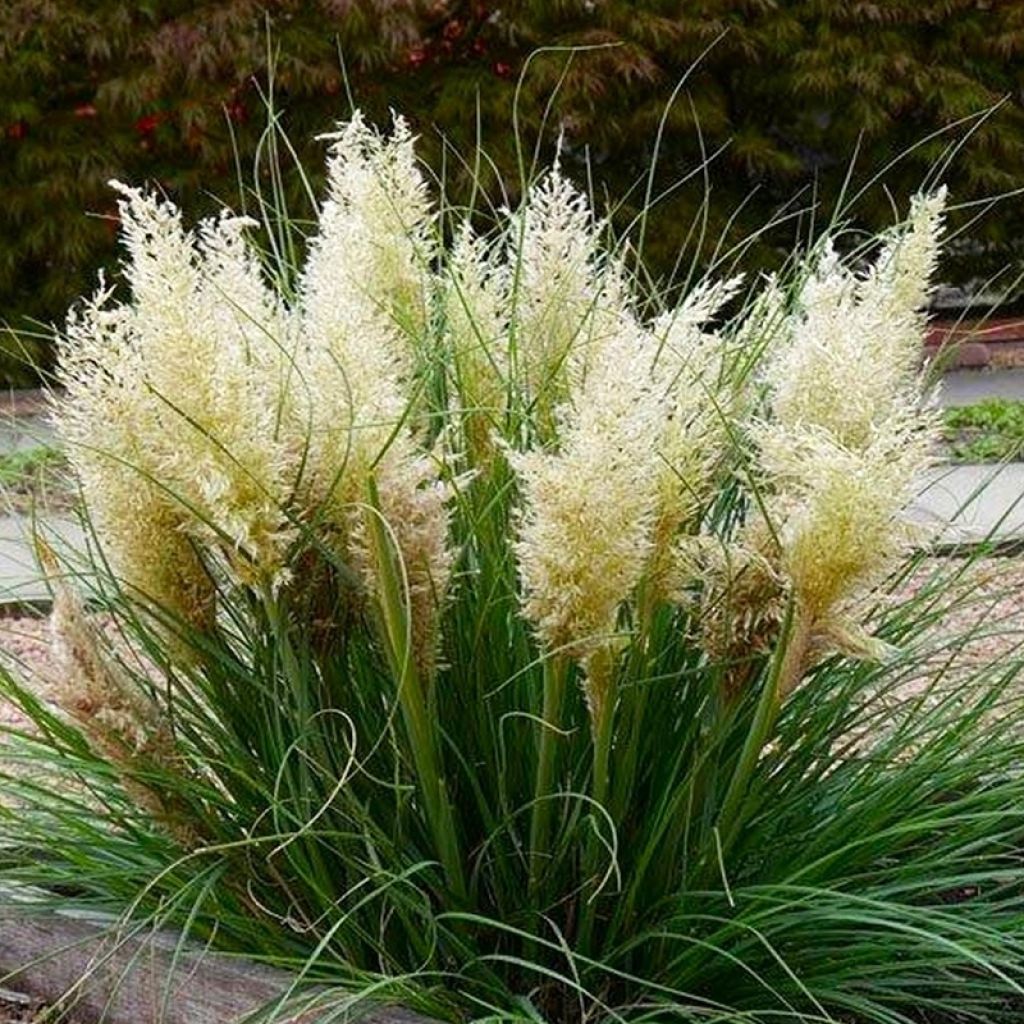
<box><xmin>2</xmin><ymin>0</ymin><xmax>1024</xmax><ymax>382</ymax></box>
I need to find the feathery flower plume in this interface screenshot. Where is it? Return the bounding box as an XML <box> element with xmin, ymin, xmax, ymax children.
<box><xmin>293</xmin><ymin>116</ymin><xmax>425</xmax><ymax>522</ymax></box>
<box><xmin>859</xmin><ymin>188</ymin><xmax>948</xmax><ymax>352</ymax></box>
<box><xmin>507</xmin><ymin>166</ymin><xmax>627</xmax><ymax>433</ymax></box>
<box><xmin>43</xmin><ymin>545</ymin><xmax>201</xmax><ymax>848</ymax></box>
<box><xmin>58</xmin><ymin>185</ymin><xmax>296</xmax><ymax>590</ymax></box>
<box><xmin>658</xmin><ymin>275</ymin><xmax>745</xmax><ymax>338</ymax></box>
<box><xmin>442</xmin><ymin>225</ymin><xmax>510</xmax><ymax>460</ymax></box>
<box><xmin>315</xmin><ymin>112</ymin><xmax>434</xmax><ymax>352</ymax></box>
<box><xmin>55</xmin><ymin>291</ymin><xmax>215</xmax><ymax>629</ymax></box>
<box><xmin>292</xmin><ymin>117</ymin><xmax>454</xmax><ymax>675</ymax></box>
<box><xmin>765</xmin><ymin>189</ymin><xmax>946</xmax><ymax>451</ymax></box>
<box><xmin>180</xmin><ymin>206</ymin><xmax>296</xmax><ymax>577</ymax></box>
<box><xmin>760</xmin><ymin>427</ymin><xmax>931</xmax><ymax>683</ymax></box>
<box><xmin>513</xmin><ymin>322</ymin><xmax>663</xmax><ymax>669</ymax></box>
<box><xmin>647</xmin><ymin>275</ymin><xmax>745</xmax><ymax>596</ymax></box>
<box><xmin>746</xmin><ymin>190</ymin><xmax>947</xmax><ymax>695</ymax></box>
<box><xmin>288</xmin><ymin>113</ymin><xmax>435</xmax><ymax>542</ymax></box>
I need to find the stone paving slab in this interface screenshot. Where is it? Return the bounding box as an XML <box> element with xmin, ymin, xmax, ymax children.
<box><xmin>909</xmin><ymin>461</ymin><xmax>1024</xmax><ymax>546</ymax></box>
<box><xmin>938</xmin><ymin>368</ymin><xmax>1024</xmax><ymax>407</ymax></box>
<box><xmin>0</xmin><ymin>414</ymin><xmax>54</xmax><ymax>455</ymax></box>
<box><xmin>0</xmin><ymin>517</ymin><xmax>85</xmax><ymax>604</ymax></box>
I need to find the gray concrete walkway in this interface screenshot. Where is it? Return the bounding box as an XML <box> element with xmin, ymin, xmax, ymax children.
<box><xmin>938</xmin><ymin>368</ymin><xmax>1024</xmax><ymax>407</ymax></box>
<box><xmin>0</xmin><ymin>517</ymin><xmax>85</xmax><ymax>604</ymax></box>
<box><xmin>909</xmin><ymin>462</ymin><xmax>1024</xmax><ymax>546</ymax></box>
<box><xmin>0</xmin><ymin>412</ymin><xmax>54</xmax><ymax>455</ymax></box>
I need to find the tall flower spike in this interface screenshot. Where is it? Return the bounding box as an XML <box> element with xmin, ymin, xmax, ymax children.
<box><xmin>507</xmin><ymin>166</ymin><xmax>624</xmax><ymax>434</ymax></box>
<box><xmin>294</xmin><ymin>116</ymin><xmax>429</xmax><ymax>532</ymax></box>
<box><xmin>513</xmin><ymin>322</ymin><xmax>664</xmax><ymax>663</ymax></box>
<box><xmin>443</xmin><ymin>224</ymin><xmax>510</xmax><ymax>460</ymax></box>
<box><xmin>192</xmin><ymin>211</ymin><xmax>296</xmax><ymax>574</ymax></box>
<box><xmin>857</xmin><ymin>187</ymin><xmax>948</xmax><ymax>369</ymax></box>
<box><xmin>315</xmin><ymin>112</ymin><xmax>434</xmax><ymax>355</ymax></box>
<box><xmin>749</xmin><ymin>191</ymin><xmax>947</xmax><ymax>693</ymax></box>
<box><xmin>293</xmin><ymin>193</ymin><xmax>410</xmax><ymax>537</ymax></box>
<box><xmin>765</xmin><ymin>190</ymin><xmax>946</xmax><ymax>452</ymax></box>
<box><xmin>110</xmin><ymin>186</ymin><xmax>295</xmax><ymax>582</ymax></box>
<box><xmin>759</xmin><ymin>426</ymin><xmax>932</xmax><ymax>673</ymax></box>
<box><xmin>54</xmin><ymin>290</ymin><xmax>215</xmax><ymax>629</ymax></box>
<box><xmin>647</xmin><ymin>275</ymin><xmax>745</xmax><ymax>595</ymax></box>
<box><xmin>292</xmin><ymin>117</ymin><xmax>455</xmax><ymax>675</ymax></box>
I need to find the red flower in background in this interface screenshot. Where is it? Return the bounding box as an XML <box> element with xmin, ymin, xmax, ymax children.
<box><xmin>407</xmin><ymin>46</ymin><xmax>428</xmax><ymax>68</ymax></box>
<box><xmin>74</xmin><ymin>103</ymin><xmax>98</xmax><ymax>119</ymax></box>
<box><xmin>6</xmin><ymin>121</ymin><xmax>27</xmax><ymax>140</ymax></box>
<box><xmin>226</xmin><ymin>99</ymin><xmax>246</xmax><ymax>124</ymax></box>
<box><xmin>493</xmin><ymin>61</ymin><xmax>512</xmax><ymax>78</ymax></box>
<box><xmin>135</xmin><ymin>112</ymin><xmax>163</xmax><ymax>136</ymax></box>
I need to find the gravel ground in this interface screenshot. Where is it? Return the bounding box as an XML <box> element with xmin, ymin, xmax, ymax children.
<box><xmin>0</xmin><ymin>989</ymin><xmax>75</xmax><ymax>1024</ymax></box>
<box><xmin>0</xmin><ymin>613</ymin><xmax>56</xmax><ymax>728</ymax></box>
<box><xmin>0</xmin><ymin>991</ymin><xmax>80</xmax><ymax>1024</ymax></box>
<box><xmin>881</xmin><ymin>556</ymin><xmax>1024</xmax><ymax>686</ymax></box>
<box><xmin>0</xmin><ymin>993</ymin><xmax>37</xmax><ymax>1024</ymax></box>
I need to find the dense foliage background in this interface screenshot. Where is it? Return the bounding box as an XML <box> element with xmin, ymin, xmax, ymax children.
<box><xmin>3</xmin><ymin>0</ymin><xmax>1024</xmax><ymax>382</ymax></box>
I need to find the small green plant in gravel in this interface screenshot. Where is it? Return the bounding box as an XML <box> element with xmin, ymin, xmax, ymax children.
<box><xmin>0</xmin><ymin>445</ymin><xmax>70</xmax><ymax>516</ymax></box>
<box><xmin>2</xmin><ymin>115</ymin><xmax>1024</xmax><ymax>1024</ymax></box>
<box><xmin>0</xmin><ymin>445</ymin><xmax>62</xmax><ymax>487</ymax></box>
<box><xmin>0</xmin><ymin>444</ymin><xmax>70</xmax><ymax>514</ymax></box>
<box><xmin>944</xmin><ymin>397</ymin><xmax>1024</xmax><ymax>462</ymax></box>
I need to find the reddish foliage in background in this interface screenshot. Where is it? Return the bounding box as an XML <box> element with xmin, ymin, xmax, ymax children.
<box><xmin>0</xmin><ymin>0</ymin><xmax>1023</xmax><ymax>386</ymax></box>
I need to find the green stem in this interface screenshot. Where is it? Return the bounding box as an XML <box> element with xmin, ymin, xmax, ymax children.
<box><xmin>577</xmin><ymin>647</ymin><xmax>618</xmax><ymax>952</ymax></box>
<box><xmin>589</xmin><ymin>648</ymin><xmax>618</xmax><ymax>812</ymax></box>
<box><xmin>365</xmin><ymin>477</ymin><xmax>467</xmax><ymax>903</ymax></box>
<box><xmin>715</xmin><ymin>600</ymin><xmax>808</xmax><ymax>857</ymax></box>
<box><xmin>610</xmin><ymin>583</ymin><xmax>656</xmax><ymax>822</ymax></box>
<box><xmin>529</xmin><ymin>654</ymin><xmax>569</xmax><ymax>899</ymax></box>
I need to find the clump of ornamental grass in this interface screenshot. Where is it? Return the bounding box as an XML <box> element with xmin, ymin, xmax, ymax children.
<box><xmin>3</xmin><ymin>114</ymin><xmax>1024</xmax><ymax>1024</ymax></box>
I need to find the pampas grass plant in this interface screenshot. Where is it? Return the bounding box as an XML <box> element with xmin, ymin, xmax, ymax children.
<box><xmin>2</xmin><ymin>106</ymin><xmax>1024</xmax><ymax>1024</ymax></box>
